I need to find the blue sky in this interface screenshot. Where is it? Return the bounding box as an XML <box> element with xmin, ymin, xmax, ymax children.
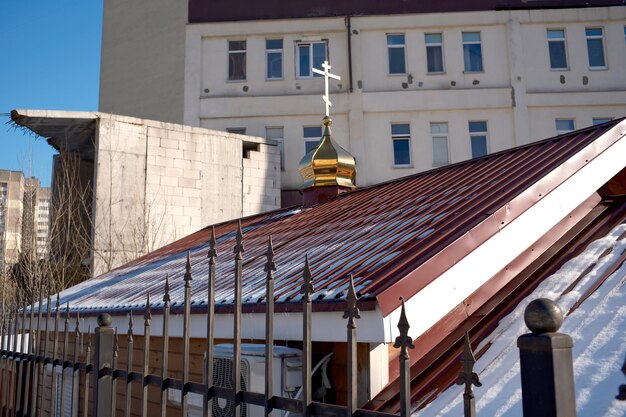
<box><xmin>0</xmin><ymin>1</ymin><xmax>103</xmax><ymax>187</ymax></box>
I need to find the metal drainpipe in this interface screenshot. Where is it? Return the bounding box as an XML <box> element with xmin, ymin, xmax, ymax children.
<box><xmin>345</xmin><ymin>15</ymin><xmax>354</xmax><ymax>93</ymax></box>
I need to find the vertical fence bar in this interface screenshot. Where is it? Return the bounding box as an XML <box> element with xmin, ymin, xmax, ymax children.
<box><xmin>71</xmin><ymin>314</ymin><xmax>82</xmax><ymax>417</ymax></box>
<box><xmin>125</xmin><ymin>313</ymin><xmax>134</xmax><ymax>417</ymax></box>
<box><xmin>15</xmin><ymin>300</ymin><xmax>27</xmax><ymax>417</ymax></box>
<box><xmin>33</xmin><ymin>288</ymin><xmax>44</xmax><ymax>417</ymax></box>
<box><xmin>60</xmin><ymin>303</ymin><xmax>70</xmax><ymax>417</ymax></box>
<box><xmin>82</xmin><ymin>328</ymin><xmax>91</xmax><ymax>417</ymax></box>
<box><xmin>92</xmin><ymin>313</ymin><xmax>114</xmax><ymax>417</ymax></box>
<box><xmin>111</xmin><ymin>328</ymin><xmax>119</xmax><ymax>417</ymax></box>
<box><xmin>233</xmin><ymin>222</ymin><xmax>245</xmax><ymax>417</ymax></box>
<box><xmin>1</xmin><ymin>312</ymin><xmax>13</xmax><ymax>417</ymax></box>
<box><xmin>161</xmin><ymin>277</ymin><xmax>170</xmax><ymax>417</ymax></box>
<box><xmin>264</xmin><ymin>237</ymin><xmax>276</xmax><ymax>417</ymax></box>
<box><xmin>50</xmin><ymin>295</ymin><xmax>61</xmax><ymax>417</ymax></box>
<box><xmin>26</xmin><ymin>294</ymin><xmax>35</xmax><ymax>417</ymax></box>
<box><xmin>204</xmin><ymin>228</ymin><xmax>217</xmax><ymax>417</ymax></box>
<box><xmin>394</xmin><ymin>298</ymin><xmax>414</xmax><ymax>417</ymax></box>
<box><xmin>301</xmin><ymin>256</ymin><xmax>314</xmax><ymax>417</ymax></box>
<box><xmin>9</xmin><ymin>308</ymin><xmax>19</xmax><ymax>417</ymax></box>
<box><xmin>182</xmin><ymin>253</ymin><xmax>193</xmax><ymax>417</ymax></box>
<box><xmin>344</xmin><ymin>275</ymin><xmax>360</xmax><ymax>417</ymax></box>
<box><xmin>456</xmin><ymin>333</ymin><xmax>481</xmax><ymax>417</ymax></box>
<box><xmin>0</xmin><ymin>315</ymin><xmax>5</xmax><ymax>417</ymax></box>
<box><xmin>141</xmin><ymin>296</ymin><xmax>151</xmax><ymax>417</ymax></box>
<box><xmin>40</xmin><ymin>295</ymin><xmax>51</xmax><ymax>417</ymax></box>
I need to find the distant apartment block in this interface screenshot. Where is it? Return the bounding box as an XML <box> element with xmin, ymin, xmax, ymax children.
<box><xmin>0</xmin><ymin>170</ymin><xmax>50</xmax><ymax>271</ymax></box>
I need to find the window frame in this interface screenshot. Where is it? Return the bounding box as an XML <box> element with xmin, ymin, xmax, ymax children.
<box><xmin>386</xmin><ymin>33</ymin><xmax>407</xmax><ymax>75</ymax></box>
<box><xmin>265</xmin><ymin>39</ymin><xmax>283</xmax><ymax>80</ymax></box>
<box><xmin>462</xmin><ymin>32</ymin><xmax>484</xmax><ymax>73</ymax></box>
<box><xmin>425</xmin><ymin>33</ymin><xmax>445</xmax><ymax>74</ymax></box>
<box><xmin>265</xmin><ymin>127</ymin><xmax>285</xmax><ymax>171</ymax></box>
<box><xmin>227</xmin><ymin>40</ymin><xmax>247</xmax><ymax>82</ymax></box>
<box><xmin>303</xmin><ymin>125</ymin><xmax>323</xmax><ymax>154</ymax></box>
<box><xmin>546</xmin><ymin>29</ymin><xmax>568</xmax><ymax>71</ymax></box>
<box><xmin>430</xmin><ymin>122</ymin><xmax>450</xmax><ymax>166</ymax></box>
<box><xmin>296</xmin><ymin>40</ymin><xmax>328</xmax><ymax>79</ymax></box>
<box><xmin>468</xmin><ymin>121</ymin><xmax>489</xmax><ymax>159</ymax></box>
<box><xmin>555</xmin><ymin>118</ymin><xmax>575</xmax><ymax>135</ymax></box>
<box><xmin>585</xmin><ymin>27</ymin><xmax>607</xmax><ymax>70</ymax></box>
<box><xmin>391</xmin><ymin>123</ymin><xmax>412</xmax><ymax>168</ymax></box>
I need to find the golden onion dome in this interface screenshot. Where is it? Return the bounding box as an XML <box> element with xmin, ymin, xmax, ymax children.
<box><xmin>299</xmin><ymin>117</ymin><xmax>356</xmax><ymax>189</ymax></box>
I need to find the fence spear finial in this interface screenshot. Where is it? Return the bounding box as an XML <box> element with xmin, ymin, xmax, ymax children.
<box><xmin>264</xmin><ymin>235</ymin><xmax>276</xmax><ymax>282</ymax></box>
<box><xmin>234</xmin><ymin>220</ymin><xmax>245</xmax><ymax>260</ymax></box>
<box><xmin>144</xmin><ymin>293</ymin><xmax>152</xmax><ymax>324</ymax></box>
<box><xmin>456</xmin><ymin>332</ymin><xmax>482</xmax><ymax>417</ymax></box>
<box><xmin>343</xmin><ymin>274</ymin><xmax>360</xmax><ymax>328</ymax></box>
<box><xmin>301</xmin><ymin>255</ymin><xmax>314</xmax><ymax>302</ymax></box>
<box><xmin>163</xmin><ymin>274</ymin><xmax>171</xmax><ymax>306</ymax></box>
<box><xmin>394</xmin><ymin>297</ymin><xmax>414</xmax><ymax>355</ymax></box>
<box><xmin>208</xmin><ymin>226</ymin><xmax>218</xmax><ymax>265</ymax></box>
<box><xmin>184</xmin><ymin>251</ymin><xmax>193</xmax><ymax>286</ymax></box>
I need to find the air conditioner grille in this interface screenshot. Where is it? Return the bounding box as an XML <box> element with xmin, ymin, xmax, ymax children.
<box><xmin>213</xmin><ymin>358</ymin><xmax>249</xmax><ymax>417</ymax></box>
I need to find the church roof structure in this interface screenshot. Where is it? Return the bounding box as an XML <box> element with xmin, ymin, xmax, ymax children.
<box><xmin>52</xmin><ymin>118</ymin><xmax>626</xmax><ymax>330</ymax></box>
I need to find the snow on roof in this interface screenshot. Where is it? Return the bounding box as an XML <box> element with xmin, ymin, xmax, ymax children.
<box><xmin>416</xmin><ymin>222</ymin><xmax>626</xmax><ymax>417</ymax></box>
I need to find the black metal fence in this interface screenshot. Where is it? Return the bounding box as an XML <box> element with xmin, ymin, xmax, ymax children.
<box><xmin>0</xmin><ymin>223</ymin><xmax>615</xmax><ymax>417</ymax></box>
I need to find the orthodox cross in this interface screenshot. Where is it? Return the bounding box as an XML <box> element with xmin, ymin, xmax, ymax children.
<box><xmin>312</xmin><ymin>60</ymin><xmax>341</xmax><ymax>117</ymax></box>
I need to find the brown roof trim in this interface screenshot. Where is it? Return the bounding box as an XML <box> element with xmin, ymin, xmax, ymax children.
<box><xmin>374</xmin><ymin>124</ymin><xmax>625</xmax><ymax>316</ymax></box>
<box><xmin>189</xmin><ymin>0</ymin><xmax>623</xmax><ymax>23</ymax></box>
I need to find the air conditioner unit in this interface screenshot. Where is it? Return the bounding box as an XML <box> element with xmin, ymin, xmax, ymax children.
<box><xmin>169</xmin><ymin>343</ymin><xmax>303</xmax><ymax>417</ymax></box>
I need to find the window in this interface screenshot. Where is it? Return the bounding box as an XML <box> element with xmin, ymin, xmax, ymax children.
<box><xmin>297</xmin><ymin>41</ymin><xmax>327</xmax><ymax>78</ymax></box>
<box><xmin>585</xmin><ymin>28</ymin><xmax>606</xmax><ymax>69</ymax></box>
<box><xmin>391</xmin><ymin>124</ymin><xmax>411</xmax><ymax>167</ymax></box>
<box><xmin>431</xmin><ymin>123</ymin><xmax>449</xmax><ymax>165</ymax></box>
<box><xmin>592</xmin><ymin>118</ymin><xmax>613</xmax><ymax>126</ymax></box>
<box><xmin>425</xmin><ymin>33</ymin><xmax>444</xmax><ymax>73</ymax></box>
<box><xmin>462</xmin><ymin>32</ymin><xmax>483</xmax><ymax>72</ymax></box>
<box><xmin>555</xmin><ymin>119</ymin><xmax>575</xmax><ymax>135</ymax></box>
<box><xmin>547</xmin><ymin>29</ymin><xmax>568</xmax><ymax>70</ymax></box>
<box><xmin>469</xmin><ymin>121</ymin><xmax>488</xmax><ymax>158</ymax></box>
<box><xmin>387</xmin><ymin>34</ymin><xmax>406</xmax><ymax>74</ymax></box>
<box><xmin>266</xmin><ymin>127</ymin><xmax>285</xmax><ymax>170</ymax></box>
<box><xmin>266</xmin><ymin>39</ymin><xmax>283</xmax><ymax>80</ymax></box>
<box><xmin>226</xmin><ymin>127</ymin><xmax>247</xmax><ymax>135</ymax></box>
<box><xmin>303</xmin><ymin>126</ymin><xmax>322</xmax><ymax>154</ymax></box>
<box><xmin>228</xmin><ymin>40</ymin><xmax>246</xmax><ymax>81</ymax></box>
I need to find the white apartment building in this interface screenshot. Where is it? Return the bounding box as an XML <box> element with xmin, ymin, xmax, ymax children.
<box><xmin>99</xmin><ymin>1</ymin><xmax>626</xmax><ymax>204</ymax></box>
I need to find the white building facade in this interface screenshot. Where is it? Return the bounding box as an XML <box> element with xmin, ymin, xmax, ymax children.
<box><xmin>182</xmin><ymin>3</ymin><xmax>626</xmax><ymax>202</ymax></box>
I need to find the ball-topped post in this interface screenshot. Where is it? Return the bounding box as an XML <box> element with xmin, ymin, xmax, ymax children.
<box><xmin>517</xmin><ymin>298</ymin><xmax>576</xmax><ymax>417</ymax></box>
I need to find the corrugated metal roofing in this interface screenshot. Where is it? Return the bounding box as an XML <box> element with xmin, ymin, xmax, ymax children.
<box><xmin>56</xmin><ymin>119</ymin><xmax>625</xmax><ymax>315</ymax></box>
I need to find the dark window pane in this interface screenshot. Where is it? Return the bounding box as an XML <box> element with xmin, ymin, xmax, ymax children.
<box><xmin>388</xmin><ymin>48</ymin><xmax>406</xmax><ymax>74</ymax></box>
<box><xmin>229</xmin><ymin>40</ymin><xmax>246</xmax><ymax>51</ymax></box>
<box><xmin>387</xmin><ymin>34</ymin><xmax>405</xmax><ymax>45</ymax></box>
<box><xmin>587</xmin><ymin>38</ymin><xmax>605</xmax><ymax>67</ymax></box>
<box><xmin>266</xmin><ymin>39</ymin><xmax>282</xmax><ymax>49</ymax></box>
<box><xmin>229</xmin><ymin>52</ymin><xmax>246</xmax><ymax>80</ymax></box>
<box><xmin>426</xmin><ymin>46</ymin><xmax>444</xmax><ymax>73</ymax></box>
<box><xmin>312</xmin><ymin>43</ymin><xmax>326</xmax><ymax>76</ymax></box>
<box><xmin>585</xmin><ymin>28</ymin><xmax>602</xmax><ymax>37</ymax></box>
<box><xmin>391</xmin><ymin>124</ymin><xmax>410</xmax><ymax>135</ymax></box>
<box><xmin>471</xmin><ymin>136</ymin><xmax>488</xmax><ymax>158</ymax></box>
<box><xmin>299</xmin><ymin>45</ymin><xmax>310</xmax><ymax>77</ymax></box>
<box><xmin>548</xmin><ymin>41</ymin><xmax>567</xmax><ymax>69</ymax></box>
<box><xmin>469</xmin><ymin>121</ymin><xmax>487</xmax><ymax>132</ymax></box>
<box><xmin>267</xmin><ymin>51</ymin><xmax>282</xmax><ymax>79</ymax></box>
<box><xmin>303</xmin><ymin>126</ymin><xmax>322</xmax><ymax>138</ymax></box>
<box><xmin>463</xmin><ymin>44</ymin><xmax>483</xmax><ymax>72</ymax></box>
<box><xmin>393</xmin><ymin>139</ymin><xmax>411</xmax><ymax>165</ymax></box>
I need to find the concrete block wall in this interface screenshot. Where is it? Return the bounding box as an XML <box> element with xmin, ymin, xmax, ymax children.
<box><xmin>92</xmin><ymin>114</ymin><xmax>281</xmax><ymax>276</ymax></box>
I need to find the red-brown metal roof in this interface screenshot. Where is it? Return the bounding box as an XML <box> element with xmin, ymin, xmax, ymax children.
<box><xmin>56</xmin><ymin>119</ymin><xmax>625</xmax><ymax>315</ymax></box>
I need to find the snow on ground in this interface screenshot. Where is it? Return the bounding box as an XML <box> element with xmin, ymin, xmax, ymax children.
<box><xmin>416</xmin><ymin>223</ymin><xmax>626</xmax><ymax>417</ymax></box>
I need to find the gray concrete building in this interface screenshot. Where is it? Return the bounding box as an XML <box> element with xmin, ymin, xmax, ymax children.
<box><xmin>12</xmin><ymin>110</ymin><xmax>281</xmax><ymax>277</ymax></box>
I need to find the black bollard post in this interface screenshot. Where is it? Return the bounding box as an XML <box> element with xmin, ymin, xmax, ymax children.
<box><xmin>517</xmin><ymin>298</ymin><xmax>576</xmax><ymax>417</ymax></box>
